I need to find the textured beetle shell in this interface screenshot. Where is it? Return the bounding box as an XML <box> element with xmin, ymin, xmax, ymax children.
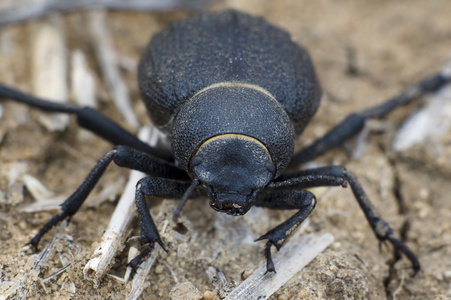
<box><xmin>138</xmin><ymin>10</ymin><xmax>321</xmax><ymax>134</ymax></box>
<box><xmin>138</xmin><ymin>10</ymin><xmax>321</xmax><ymax>173</ymax></box>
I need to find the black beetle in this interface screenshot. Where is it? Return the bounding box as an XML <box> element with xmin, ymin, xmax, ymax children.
<box><xmin>0</xmin><ymin>10</ymin><xmax>450</xmax><ymax>274</ymax></box>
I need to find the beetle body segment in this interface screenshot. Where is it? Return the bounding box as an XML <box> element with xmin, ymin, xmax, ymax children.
<box><xmin>138</xmin><ymin>10</ymin><xmax>322</xmax><ymax>175</ymax></box>
<box><xmin>173</xmin><ymin>84</ymin><xmax>294</xmax><ymax>176</ymax></box>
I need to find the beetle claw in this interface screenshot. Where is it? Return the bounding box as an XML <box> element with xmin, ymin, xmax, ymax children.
<box><xmin>255</xmin><ymin>236</ymin><xmax>280</xmax><ymax>273</ymax></box>
<box><xmin>25</xmin><ymin>239</ymin><xmax>39</xmax><ymax>252</ymax></box>
<box><xmin>264</xmin><ymin>240</ymin><xmax>277</xmax><ymax>274</ymax></box>
<box><xmin>127</xmin><ymin>241</ymin><xmax>156</xmax><ymax>270</ymax></box>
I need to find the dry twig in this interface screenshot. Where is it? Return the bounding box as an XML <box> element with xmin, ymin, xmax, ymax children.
<box><xmin>0</xmin><ymin>0</ymin><xmax>219</xmax><ymax>26</ymax></box>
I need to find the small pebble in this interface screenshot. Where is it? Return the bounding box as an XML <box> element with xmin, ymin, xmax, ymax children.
<box><xmin>444</xmin><ymin>270</ymin><xmax>451</xmax><ymax>280</ymax></box>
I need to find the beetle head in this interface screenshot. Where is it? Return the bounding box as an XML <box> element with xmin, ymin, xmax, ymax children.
<box><xmin>191</xmin><ymin>134</ymin><xmax>275</xmax><ymax>216</ymax></box>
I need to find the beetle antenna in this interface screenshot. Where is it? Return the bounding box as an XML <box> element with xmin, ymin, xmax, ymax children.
<box><xmin>173</xmin><ymin>179</ymin><xmax>199</xmax><ymax>221</ymax></box>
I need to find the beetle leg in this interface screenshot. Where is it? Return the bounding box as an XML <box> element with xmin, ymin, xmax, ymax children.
<box><xmin>27</xmin><ymin>149</ymin><xmax>116</xmax><ymax>250</ymax></box>
<box><xmin>0</xmin><ymin>84</ymin><xmax>173</xmax><ymax>161</ymax></box>
<box><xmin>128</xmin><ymin>177</ymin><xmax>197</xmax><ymax>268</ymax></box>
<box><xmin>289</xmin><ymin>69</ymin><xmax>451</xmax><ymax>167</ymax></box>
<box><xmin>254</xmin><ymin>190</ymin><xmax>316</xmax><ymax>273</ymax></box>
<box><xmin>27</xmin><ymin>146</ymin><xmax>187</xmax><ymax>250</ymax></box>
<box><xmin>269</xmin><ymin>166</ymin><xmax>421</xmax><ymax>275</ymax></box>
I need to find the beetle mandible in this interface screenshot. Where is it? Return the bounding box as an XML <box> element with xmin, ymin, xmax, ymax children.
<box><xmin>1</xmin><ymin>10</ymin><xmax>450</xmax><ymax>274</ymax></box>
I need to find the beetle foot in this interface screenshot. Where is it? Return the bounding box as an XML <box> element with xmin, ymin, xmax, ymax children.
<box><xmin>377</xmin><ymin>232</ymin><xmax>420</xmax><ymax>276</ymax></box>
<box><xmin>25</xmin><ymin>210</ymin><xmax>71</xmax><ymax>251</ymax></box>
<box><xmin>128</xmin><ymin>237</ymin><xmax>168</xmax><ymax>270</ymax></box>
<box><xmin>26</xmin><ymin>234</ymin><xmax>42</xmax><ymax>252</ymax></box>
<box><xmin>385</xmin><ymin>235</ymin><xmax>421</xmax><ymax>276</ymax></box>
<box><xmin>128</xmin><ymin>242</ymin><xmax>155</xmax><ymax>270</ymax></box>
<box><xmin>264</xmin><ymin>241</ymin><xmax>276</xmax><ymax>274</ymax></box>
<box><xmin>255</xmin><ymin>233</ymin><xmax>283</xmax><ymax>274</ymax></box>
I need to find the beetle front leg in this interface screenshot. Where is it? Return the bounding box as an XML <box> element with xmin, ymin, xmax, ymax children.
<box><xmin>28</xmin><ymin>146</ymin><xmax>187</xmax><ymax>250</ymax></box>
<box><xmin>270</xmin><ymin>166</ymin><xmax>421</xmax><ymax>275</ymax></box>
<box><xmin>254</xmin><ymin>190</ymin><xmax>316</xmax><ymax>273</ymax></box>
<box><xmin>27</xmin><ymin>149</ymin><xmax>117</xmax><ymax>250</ymax></box>
<box><xmin>128</xmin><ymin>177</ymin><xmax>196</xmax><ymax>268</ymax></box>
<box><xmin>344</xmin><ymin>171</ymin><xmax>420</xmax><ymax>272</ymax></box>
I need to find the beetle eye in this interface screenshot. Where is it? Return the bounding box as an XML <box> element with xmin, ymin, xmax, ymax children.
<box><xmin>266</xmin><ymin>162</ymin><xmax>275</xmax><ymax>175</ymax></box>
<box><xmin>191</xmin><ymin>156</ymin><xmax>203</xmax><ymax>167</ymax></box>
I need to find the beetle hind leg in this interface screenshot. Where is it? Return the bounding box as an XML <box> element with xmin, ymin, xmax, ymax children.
<box><xmin>0</xmin><ymin>84</ymin><xmax>173</xmax><ymax>161</ymax></box>
<box><xmin>288</xmin><ymin>68</ymin><xmax>451</xmax><ymax>167</ymax></box>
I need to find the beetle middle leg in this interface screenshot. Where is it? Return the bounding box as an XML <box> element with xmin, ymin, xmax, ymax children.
<box><xmin>266</xmin><ymin>166</ymin><xmax>420</xmax><ymax>274</ymax></box>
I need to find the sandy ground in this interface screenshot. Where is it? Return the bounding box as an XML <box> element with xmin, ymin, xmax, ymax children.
<box><xmin>1</xmin><ymin>0</ymin><xmax>451</xmax><ymax>299</ymax></box>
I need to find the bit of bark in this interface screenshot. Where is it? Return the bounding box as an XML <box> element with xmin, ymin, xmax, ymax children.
<box><xmin>206</xmin><ymin>267</ymin><xmax>233</xmax><ymax>298</ymax></box>
<box><xmin>392</xmin><ymin>84</ymin><xmax>451</xmax><ymax>152</ymax></box>
<box><xmin>31</xmin><ymin>14</ymin><xmax>69</xmax><ymax>131</ymax></box>
<box><xmin>71</xmin><ymin>50</ymin><xmax>97</xmax><ymax>108</ymax></box>
<box><xmin>393</xmin><ymin>61</ymin><xmax>451</xmax><ymax>152</ymax></box>
<box><xmin>87</xmin><ymin>11</ymin><xmax>139</xmax><ymax>129</ymax></box>
<box><xmin>0</xmin><ymin>0</ymin><xmax>219</xmax><ymax>26</ymax></box>
<box><xmin>225</xmin><ymin>233</ymin><xmax>334</xmax><ymax>300</ymax></box>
